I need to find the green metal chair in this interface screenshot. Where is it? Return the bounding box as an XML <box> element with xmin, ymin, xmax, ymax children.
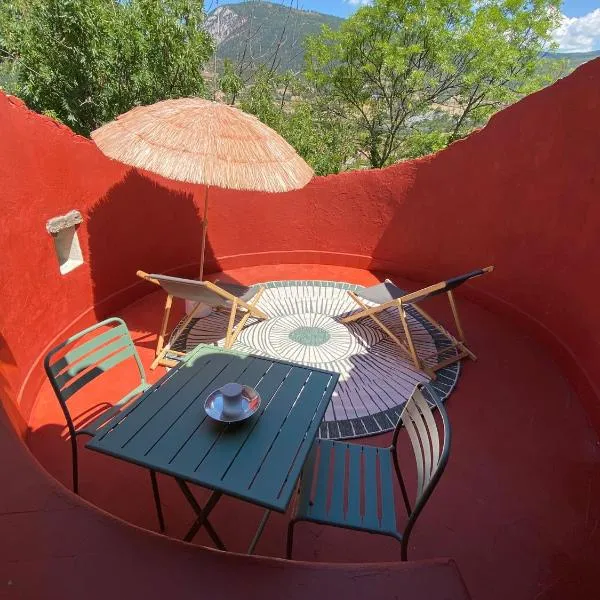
<box><xmin>286</xmin><ymin>383</ymin><xmax>451</xmax><ymax>561</ymax></box>
<box><xmin>44</xmin><ymin>317</ymin><xmax>164</xmax><ymax>531</ymax></box>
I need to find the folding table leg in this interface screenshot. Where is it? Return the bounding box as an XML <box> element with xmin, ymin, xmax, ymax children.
<box><xmin>149</xmin><ymin>470</ymin><xmax>165</xmax><ymax>533</ymax></box>
<box><xmin>247</xmin><ymin>509</ymin><xmax>271</xmax><ymax>555</ymax></box>
<box><xmin>175</xmin><ymin>479</ymin><xmax>226</xmax><ymax>549</ymax></box>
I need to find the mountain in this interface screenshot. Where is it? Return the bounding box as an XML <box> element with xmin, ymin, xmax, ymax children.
<box><xmin>206</xmin><ymin>2</ymin><xmax>343</xmax><ymax>73</ymax></box>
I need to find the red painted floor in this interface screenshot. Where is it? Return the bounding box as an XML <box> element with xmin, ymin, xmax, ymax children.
<box><xmin>27</xmin><ymin>265</ymin><xmax>600</xmax><ymax>600</ymax></box>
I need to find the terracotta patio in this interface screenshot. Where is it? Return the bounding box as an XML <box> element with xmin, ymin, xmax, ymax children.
<box><xmin>23</xmin><ymin>264</ymin><xmax>600</xmax><ymax>600</ymax></box>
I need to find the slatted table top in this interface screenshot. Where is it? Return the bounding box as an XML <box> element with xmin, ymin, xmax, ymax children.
<box><xmin>86</xmin><ymin>345</ymin><xmax>339</xmax><ymax>512</ymax></box>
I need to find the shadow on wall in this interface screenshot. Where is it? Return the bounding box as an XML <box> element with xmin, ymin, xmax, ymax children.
<box><xmin>371</xmin><ymin>60</ymin><xmax>600</xmax><ymax>290</ymax></box>
<box><xmin>0</xmin><ymin>332</ymin><xmax>26</xmax><ymax>433</ymax></box>
<box><xmin>87</xmin><ymin>170</ymin><xmax>216</xmax><ymax>318</ymax></box>
<box><xmin>371</xmin><ymin>155</ymin><xmax>497</xmax><ymax>284</ymax></box>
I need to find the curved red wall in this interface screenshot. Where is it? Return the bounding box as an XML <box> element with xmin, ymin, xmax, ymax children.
<box><xmin>1</xmin><ymin>59</ymin><xmax>600</xmax><ymax>431</ymax></box>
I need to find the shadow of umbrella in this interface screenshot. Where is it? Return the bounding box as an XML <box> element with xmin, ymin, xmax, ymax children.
<box><xmin>87</xmin><ymin>169</ymin><xmax>211</xmax><ymax>317</ymax></box>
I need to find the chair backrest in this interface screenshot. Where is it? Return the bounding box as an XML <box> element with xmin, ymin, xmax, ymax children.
<box><xmin>392</xmin><ymin>383</ymin><xmax>451</xmax><ymax>536</ymax></box>
<box><xmin>401</xmin><ymin>265</ymin><xmax>494</xmax><ymax>305</ymax></box>
<box><xmin>44</xmin><ymin>318</ymin><xmax>145</xmax><ymax>432</ymax></box>
<box><xmin>148</xmin><ymin>274</ymin><xmax>229</xmax><ymax>307</ymax></box>
<box><xmin>443</xmin><ymin>266</ymin><xmax>493</xmax><ymax>292</ymax></box>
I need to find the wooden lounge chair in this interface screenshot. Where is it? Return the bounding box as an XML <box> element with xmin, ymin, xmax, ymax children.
<box><xmin>340</xmin><ymin>266</ymin><xmax>494</xmax><ymax>377</ymax></box>
<box><xmin>137</xmin><ymin>271</ymin><xmax>268</xmax><ymax>369</ymax></box>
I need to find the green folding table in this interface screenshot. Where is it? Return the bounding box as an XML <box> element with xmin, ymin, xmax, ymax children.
<box><xmin>86</xmin><ymin>344</ymin><xmax>338</xmax><ymax>553</ymax></box>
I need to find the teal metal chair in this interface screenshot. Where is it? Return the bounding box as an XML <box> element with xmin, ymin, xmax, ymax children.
<box><xmin>286</xmin><ymin>383</ymin><xmax>451</xmax><ymax>561</ymax></box>
<box><xmin>44</xmin><ymin>317</ymin><xmax>164</xmax><ymax>531</ymax></box>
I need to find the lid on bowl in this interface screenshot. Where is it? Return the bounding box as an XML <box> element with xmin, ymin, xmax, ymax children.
<box><xmin>221</xmin><ymin>382</ymin><xmax>243</xmax><ymax>400</ymax></box>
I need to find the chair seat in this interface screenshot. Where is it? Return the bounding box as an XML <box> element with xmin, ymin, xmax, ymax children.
<box><xmin>295</xmin><ymin>439</ymin><xmax>399</xmax><ymax>536</ymax></box>
<box><xmin>214</xmin><ymin>280</ymin><xmax>256</xmax><ymax>303</ymax></box>
<box><xmin>356</xmin><ymin>280</ymin><xmax>406</xmax><ymax>304</ymax></box>
<box><xmin>148</xmin><ymin>274</ymin><xmax>257</xmax><ymax>306</ymax></box>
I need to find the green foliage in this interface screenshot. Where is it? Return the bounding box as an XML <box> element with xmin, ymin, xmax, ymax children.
<box><xmin>239</xmin><ymin>66</ymin><xmax>282</xmax><ymax>124</ymax></box>
<box><xmin>237</xmin><ymin>66</ymin><xmax>355</xmax><ymax>175</ymax></box>
<box><xmin>3</xmin><ymin>0</ymin><xmax>213</xmax><ymax>135</ymax></box>
<box><xmin>281</xmin><ymin>101</ymin><xmax>356</xmax><ymax>176</ymax></box>
<box><xmin>401</xmin><ymin>129</ymin><xmax>451</xmax><ymax>160</ymax></box>
<box><xmin>304</xmin><ymin>0</ymin><xmax>562</xmax><ymax>168</ymax></box>
<box><xmin>0</xmin><ymin>1</ymin><xmax>20</xmax><ymax>91</ymax></box>
<box><xmin>218</xmin><ymin>58</ymin><xmax>243</xmax><ymax>104</ymax></box>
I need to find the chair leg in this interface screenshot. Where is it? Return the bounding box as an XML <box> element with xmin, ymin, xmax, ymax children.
<box><xmin>392</xmin><ymin>450</ymin><xmax>412</xmax><ymax>515</ymax></box>
<box><xmin>231</xmin><ymin>286</ymin><xmax>267</xmax><ymax>321</ymax></box>
<box><xmin>155</xmin><ymin>294</ymin><xmax>173</xmax><ymax>359</ymax></box>
<box><xmin>345</xmin><ymin>294</ymin><xmax>413</xmax><ymax>357</ymax></box>
<box><xmin>228</xmin><ymin>310</ymin><xmax>252</xmax><ymax>349</ymax></box>
<box><xmin>286</xmin><ymin>520</ymin><xmax>296</xmax><ymax>559</ymax></box>
<box><xmin>401</xmin><ymin>537</ymin><xmax>408</xmax><ymax>561</ymax></box>
<box><xmin>411</xmin><ymin>302</ymin><xmax>476</xmax><ymax>361</ymax></box>
<box><xmin>224</xmin><ymin>299</ymin><xmax>238</xmax><ymax>349</ymax></box>
<box><xmin>226</xmin><ymin>288</ymin><xmax>267</xmax><ymax>349</ymax></box>
<box><xmin>150</xmin><ymin>300</ymin><xmax>204</xmax><ymax>370</ymax></box>
<box><xmin>398</xmin><ymin>304</ymin><xmax>422</xmax><ymax>371</ymax></box>
<box><xmin>150</xmin><ymin>470</ymin><xmax>165</xmax><ymax>533</ymax></box>
<box><xmin>70</xmin><ymin>435</ymin><xmax>79</xmax><ymax>494</ymax></box>
<box><xmin>246</xmin><ymin>287</ymin><xmax>268</xmax><ymax>321</ymax></box>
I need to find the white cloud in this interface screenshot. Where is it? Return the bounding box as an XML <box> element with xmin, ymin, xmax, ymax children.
<box><xmin>552</xmin><ymin>9</ymin><xmax>600</xmax><ymax>53</ymax></box>
<box><xmin>346</xmin><ymin>0</ymin><xmax>372</xmax><ymax>5</ymax></box>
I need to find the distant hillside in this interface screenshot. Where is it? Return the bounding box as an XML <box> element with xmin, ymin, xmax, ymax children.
<box><xmin>206</xmin><ymin>1</ymin><xmax>343</xmax><ymax>73</ymax></box>
<box><xmin>544</xmin><ymin>50</ymin><xmax>600</xmax><ymax>69</ymax></box>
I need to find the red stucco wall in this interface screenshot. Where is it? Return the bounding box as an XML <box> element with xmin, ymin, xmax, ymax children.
<box><xmin>1</xmin><ymin>59</ymin><xmax>600</xmax><ymax>431</ymax></box>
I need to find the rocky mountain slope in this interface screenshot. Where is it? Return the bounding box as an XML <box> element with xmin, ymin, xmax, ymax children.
<box><xmin>206</xmin><ymin>2</ymin><xmax>343</xmax><ymax>72</ymax></box>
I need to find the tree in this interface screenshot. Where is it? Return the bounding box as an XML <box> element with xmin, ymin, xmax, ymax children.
<box><xmin>280</xmin><ymin>100</ymin><xmax>357</xmax><ymax>176</ymax></box>
<box><xmin>304</xmin><ymin>0</ymin><xmax>562</xmax><ymax>168</ymax></box>
<box><xmin>0</xmin><ymin>1</ymin><xmax>24</xmax><ymax>91</ymax></box>
<box><xmin>236</xmin><ymin>65</ymin><xmax>355</xmax><ymax>175</ymax></box>
<box><xmin>218</xmin><ymin>58</ymin><xmax>243</xmax><ymax>105</ymax></box>
<box><xmin>2</xmin><ymin>0</ymin><xmax>213</xmax><ymax>135</ymax></box>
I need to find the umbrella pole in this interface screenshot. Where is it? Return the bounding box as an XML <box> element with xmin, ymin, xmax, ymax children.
<box><xmin>199</xmin><ymin>185</ymin><xmax>209</xmax><ymax>281</ymax></box>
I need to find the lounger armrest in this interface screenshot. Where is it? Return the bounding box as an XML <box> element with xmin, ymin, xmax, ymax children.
<box><xmin>137</xmin><ymin>270</ymin><xmax>160</xmax><ymax>286</ymax></box>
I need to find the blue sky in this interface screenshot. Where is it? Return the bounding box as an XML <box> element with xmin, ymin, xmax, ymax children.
<box><xmin>562</xmin><ymin>1</ymin><xmax>599</xmax><ymax>18</ymax></box>
<box><xmin>211</xmin><ymin>1</ymin><xmax>600</xmax><ymax>51</ymax></box>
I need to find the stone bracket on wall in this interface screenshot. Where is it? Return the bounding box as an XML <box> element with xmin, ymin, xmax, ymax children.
<box><xmin>46</xmin><ymin>210</ymin><xmax>83</xmax><ymax>235</ymax></box>
<box><xmin>45</xmin><ymin>210</ymin><xmax>84</xmax><ymax>275</ymax></box>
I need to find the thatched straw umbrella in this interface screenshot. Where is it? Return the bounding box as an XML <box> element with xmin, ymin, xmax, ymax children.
<box><xmin>91</xmin><ymin>98</ymin><xmax>314</xmax><ymax>280</ymax></box>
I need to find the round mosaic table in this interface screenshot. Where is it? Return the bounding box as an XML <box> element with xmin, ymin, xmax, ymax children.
<box><xmin>170</xmin><ymin>280</ymin><xmax>460</xmax><ymax>440</ymax></box>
